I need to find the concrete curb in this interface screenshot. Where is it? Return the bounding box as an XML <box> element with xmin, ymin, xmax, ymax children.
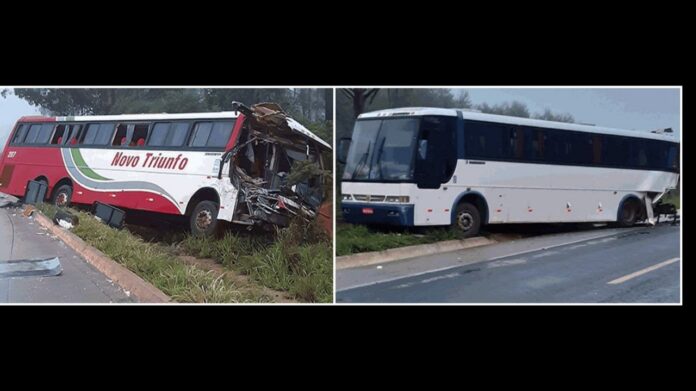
<box><xmin>33</xmin><ymin>211</ymin><xmax>171</xmax><ymax>303</ymax></box>
<box><xmin>336</xmin><ymin>236</ymin><xmax>496</xmax><ymax>270</ymax></box>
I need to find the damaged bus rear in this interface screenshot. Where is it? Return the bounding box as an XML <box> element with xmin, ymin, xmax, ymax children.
<box><xmin>0</xmin><ymin>103</ymin><xmax>332</xmax><ymax>236</ymax></box>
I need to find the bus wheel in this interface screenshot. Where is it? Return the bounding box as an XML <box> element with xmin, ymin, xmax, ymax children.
<box><xmin>617</xmin><ymin>199</ymin><xmax>639</xmax><ymax>227</ymax></box>
<box><xmin>52</xmin><ymin>185</ymin><xmax>73</xmax><ymax>207</ymax></box>
<box><xmin>454</xmin><ymin>202</ymin><xmax>481</xmax><ymax>238</ymax></box>
<box><xmin>190</xmin><ymin>200</ymin><xmax>220</xmax><ymax>237</ymax></box>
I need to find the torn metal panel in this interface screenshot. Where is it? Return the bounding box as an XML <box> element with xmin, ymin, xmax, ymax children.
<box><xmin>231</xmin><ymin>102</ymin><xmax>332</xmax><ymax>150</ymax></box>
<box><xmin>0</xmin><ymin>257</ymin><xmax>62</xmax><ymax>278</ymax></box>
<box><xmin>222</xmin><ymin>102</ymin><xmax>330</xmax><ymax>229</ymax></box>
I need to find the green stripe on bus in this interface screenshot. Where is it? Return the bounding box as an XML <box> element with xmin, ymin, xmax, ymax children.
<box><xmin>70</xmin><ymin>148</ymin><xmax>111</xmax><ymax>181</ymax></box>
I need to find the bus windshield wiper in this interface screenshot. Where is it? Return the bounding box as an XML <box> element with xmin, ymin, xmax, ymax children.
<box><xmin>351</xmin><ymin>141</ymin><xmax>372</xmax><ymax>180</ymax></box>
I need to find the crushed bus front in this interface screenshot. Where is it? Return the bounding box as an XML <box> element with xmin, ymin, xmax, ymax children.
<box><xmin>222</xmin><ymin>102</ymin><xmax>332</xmax><ymax>230</ymax></box>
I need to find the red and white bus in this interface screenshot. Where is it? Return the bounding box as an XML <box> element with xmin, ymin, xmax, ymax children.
<box><xmin>0</xmin><ymin>103</ymin><xmax>331</xmax><ymax>235</ymax></box>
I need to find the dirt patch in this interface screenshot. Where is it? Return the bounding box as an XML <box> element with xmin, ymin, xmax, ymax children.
<box><xmin>177</xmin><ymin>255</ymin><xmax>297</xmax><ymax>303</ymax></box>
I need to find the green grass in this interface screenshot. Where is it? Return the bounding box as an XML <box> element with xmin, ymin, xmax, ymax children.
<box><xmin>336</xmin><ymin>223</ymin><xmax>465</xmax><ymax>256</ymax></box>
<box><xmin>37</xmin><ymin>204</ymin><xmax>274</xmax><ymax>303</ymax></box>
<box><xmin>180</xmin><ymin>218</ymin><xmax>333</xmax><ymax>303</ymax></box>
<box><xmin>662</xmin><ymin>192</ymin><xmax>680</xmax><ymax>209</ymax></box>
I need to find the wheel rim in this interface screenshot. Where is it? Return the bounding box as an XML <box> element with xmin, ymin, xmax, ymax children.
<box><xmin>56</xmin><ymin>192</ymin><xmax>68</xmax><ymax>206</ymax></box>
<box><xmin>457</xmin><ymin>211</ymin><xmax>474</xmax><ymax>231</ymax></box>
<box><xmin>195</xmin><ymin>209</ymin><xmax>213</xmax><ymax>231</ymax></box>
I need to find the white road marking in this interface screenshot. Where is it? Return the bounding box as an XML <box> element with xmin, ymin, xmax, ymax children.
<box><xmin>421</xmin><ymin>272</ymin><xmax>460</xmax><ymax>284</ymax></box>
<box><xmin>608</xmin><ymin>258</ymin><xmax>680</xmax><ymax>285</ymax></box>
<box><xmin>531</xmin><ymin>251</ymin><xmax>559</xmax><ymax>259</ymax></box>
<box><xmin>568</xmin><ymin>244</ymin><xmax>588</xmax><ymax>250</ymax></box>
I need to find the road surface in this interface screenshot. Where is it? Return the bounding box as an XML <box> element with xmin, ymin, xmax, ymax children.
<box><xmin>337</xmin><ymin>223</ymin><xmax>680</xmax><ymax>303</ymax></box>
<box><xmin>1</xmin><ymin>206</ymin><xmax>134</xmax><ymax>303</ymax></box>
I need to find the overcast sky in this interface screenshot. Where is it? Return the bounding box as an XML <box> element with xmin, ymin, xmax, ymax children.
<box><xmin>0</xmin><ymin>92</ymin><xmax>40</xmax><ymax>147</ymax></box>
<box><xmin>462</xmin><ymin>87</ymin><xmax>680</xmax><ymax>137</ymax></box>
<box><xmin>0</xmin><ymin>87</ymin><xmax>681</xmax><ymax>148</ymax></box>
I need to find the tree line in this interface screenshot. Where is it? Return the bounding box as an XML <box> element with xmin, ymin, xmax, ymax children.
<box><xmin>1</xmin><ymin>88</ymin><xmax>333</xmax><ymax>144</ymax></box>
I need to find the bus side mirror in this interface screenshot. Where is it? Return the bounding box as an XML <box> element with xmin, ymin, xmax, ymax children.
<box><xmin>338</xmin><ymin>137</ymin><xmax>351</xmax><ymax>164</ymax></box>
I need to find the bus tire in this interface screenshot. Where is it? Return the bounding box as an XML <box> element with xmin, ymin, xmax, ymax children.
<box><xmin>617</xmin><ymin>199</ymin><xmax>639</xmax><ymax>227</ymax></box>
<box><xmin>52</xmin><ymin>184</ymin><xmax>73</xmax><ymax>207</ymax></box>
<box><xmin>454</xmin><ymin>202</ymin><xmax>481</xmax><ymax>238</ymax></box>
<box><xmin>190</xmin><ymin>200</ymin><xmax>220</xmax><ymax>237</ymax></box>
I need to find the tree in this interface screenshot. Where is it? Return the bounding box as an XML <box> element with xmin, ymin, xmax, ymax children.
<box><xmin>8</xmin><ymin>88</ymin><xmax>207</xmax><ymax>115</ymax></box>
<box><xmin>340</xmin><ymin>89</ymin><xmax>380</xmax><ymax>118</ymax></box>
<box><xmin>324</xmin><ymin>89</ymin><xmax>333</xmax><ymax>121</ymax></box>
<box><xmin>476</xmin><ymin>100</ymin><xmax>531</xmax><ymax>118</ymax></box>
<box><xmin>533</xmin><ymin>108</ymin><xmax>575</xmax><ymax>123</ymax></box>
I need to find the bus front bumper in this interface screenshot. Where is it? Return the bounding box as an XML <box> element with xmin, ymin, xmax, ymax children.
<box><xmin>341</xmin><ymin>202</ymin><xmax>414</xmax><ymax>226</ymax></box>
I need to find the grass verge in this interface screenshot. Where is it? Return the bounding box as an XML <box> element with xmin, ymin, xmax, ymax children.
<box><xmin>662</xmin><ymin>193</ymin><xmax>680</xmax><ymax>209</ymax></box>
<box><xmin>336</xmin><ymin>223</ymin><xmax>466</xmax><ymax>256</ymax></box>
<box><xmin>37</xmin><ymin>204</ymin><xmax>273</xmax><ymax>303</ymax></box>
<box><xmin>179</xmin><ymin>218</ymin><xmax>333</xmax><ymax>303</ymax></box>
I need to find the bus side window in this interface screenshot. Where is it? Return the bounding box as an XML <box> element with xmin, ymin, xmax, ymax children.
<box><xmin>511</xmin><ymin>128</ymin><xmax>524</xmax><ymax>159</ymax></box>
<box><xmin>23</xmin><ymin>124</ymin><xmax>42</xmax><ymax>144</ymax></box>
<box><xmin>131</xmin><ymin>124</ymin><xmax>150</xmax><ymax>147</ymax></box>
<box><xmin>39</xmin><ymin>124</ymin><xmax>55</xmax><ymax>144</ymax></box>
<box><xmin>672</xmin><ymin>146</ymin><xmax>679</xmax><ymax>171</ymax></box>
<box><xmin>20</xmin><ymin>123</ymin><xmax>53</xmax><ymax>145</ymax></box>
<box><xmin>591</xmin><ymin>135</ymin><xmax>603</xmax><ymax>165</ymax></box>
<box><xmin>113</xmin><ymin>124</ymin><xmax>129</xmax><ymax>146</ymax></box>
<box><xmin>524</xmin><ymin>127</ymin><xmax>543</xmax><ymax>161</ymax></box>
<box><xmin>667</xmin><ymin>144</ymin><xmax>677</xmax><ymax>171</ymax></box>
<box><xmin>168</xmin><ymin>122</ymin><xmax>190</xmax><ymax>146</ymax></box>
<box><xmin>632</xmin><ymin>140</ymin><xmax>648</xmax><ymax>167</ymax></box>
<box><xmin>81</xmin><ymin>124</ymin><xmax>99</xmax><ymax>144</ymax></box>
<box><xmin>10</xmin><ymin>124</ymin><xmax>28</xmax><ymax>144</ymax></box>
<box><xmin>189</xmin><ymin>121</ymin><xmax>234</xmax><ymax>148</ymax></box>
<box><xmin>67</xmin><ymin>124</ymin><xmax>82</xmax><ymax>146</ymax></box>
<box><xmin>51</xmin><ymin>125</ymin><xmax>66</xmax><ymax>145</ymax></box>
<box><xmin>189</xmin><ymin>122</ymin><xmax>213</xmax><ymax>147</ymax></box>
<box><xmin>148</xmin><ymin>123</ymin><xmax>170</xmax><ymax>146</ymax></box>
<box><xmin>81</xmin><ymin>123</ymin><xmax>115</xmax><ymax>146</ymax></box>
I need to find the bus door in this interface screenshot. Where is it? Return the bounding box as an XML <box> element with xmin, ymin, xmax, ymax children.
<box><xmin>413</xmin><ymin>116</ymin><xmax>457</xmax><ymax>224</ymax></box>
<box><xmin>414</xmin><ymin>116</ymin><xmax>456</xmax><ymax>189</ymax></box>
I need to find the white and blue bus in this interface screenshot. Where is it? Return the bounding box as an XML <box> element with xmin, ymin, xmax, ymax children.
<box><xmin>338</xmin><ymin>107</ymin><xmax>680</xmax><ymax>237</ymax></box>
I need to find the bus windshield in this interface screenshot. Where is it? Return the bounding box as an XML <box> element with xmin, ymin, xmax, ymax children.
<box><xmin>343</xmin><ymin>118</ymin><xmax>420</xmax><ymax>181</ymax></box>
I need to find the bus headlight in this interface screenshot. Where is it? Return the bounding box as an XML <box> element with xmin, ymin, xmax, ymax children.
<box><xmin>342</xmin><ymin>194</ymin><xmax>353</xmax><ymax>201</ymax></box>
<box><xmin>385</xmin><ymin>196</ymin><xmax>410</xmax><ymax>203</ymax></box>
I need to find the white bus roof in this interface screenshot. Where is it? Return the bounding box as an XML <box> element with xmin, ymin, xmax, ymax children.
<box><xmin>56</xmin><ymin>111</ymin><xmax>241</xmax><ymax>122</ymax></box>
<box><xmin>358</xmin><ymin>107</ymin><xmax>678</xmax><ymax>142</ymax></box>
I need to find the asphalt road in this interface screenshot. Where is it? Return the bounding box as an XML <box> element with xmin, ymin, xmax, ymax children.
<box><xmin>337</xmin><ymin>223</ymin><xmax>680</xmax><ymax>303</ymax></box>
<box><xmin>0</xmin><ymin>206</ymin><xmax>133</xmax><ymax>303</ymax></box>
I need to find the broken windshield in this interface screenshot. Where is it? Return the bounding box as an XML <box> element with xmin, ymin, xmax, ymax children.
<box><xmin>342</xmin><ymin>118</ymin><xmax>420</xmax><ymax>181</ymax></box>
